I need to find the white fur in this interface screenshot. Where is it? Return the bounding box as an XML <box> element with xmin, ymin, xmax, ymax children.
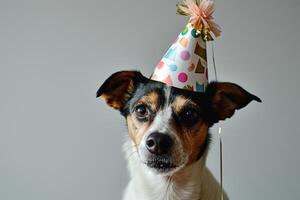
<box><xmin>136</xmin><ymin>86</ymin><xmax>188</xmax><ymax>175</ymax></box>
<box><xmin>138</xmin><ymin>106</ymin><xmax>188</xmax><ymax>174</ymax></box>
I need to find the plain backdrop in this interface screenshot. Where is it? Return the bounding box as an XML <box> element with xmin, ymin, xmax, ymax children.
<box><xmin>0</xmin><ymin>0</ymin><xmax>299</xmax><ymax>199</ymax></box>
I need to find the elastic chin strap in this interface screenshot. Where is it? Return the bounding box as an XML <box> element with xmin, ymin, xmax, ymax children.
<box><xmin>211</xmin><ymin>41</ymin><xmax>223</xmax><ymax>200</ymax></box>
<box><xmin>219</xmin><ymin>127</ymin><xmax>224</xmax><ymax>200</ymax></box>
<box><xmin>212</xmin><ymin>42</ymin><xmax>218</xmax><ymax>81</ymax></box>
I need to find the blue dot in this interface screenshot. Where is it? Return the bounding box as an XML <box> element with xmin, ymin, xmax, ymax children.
<box><xmin>169</xmin><ymin>64</ymin><xmax>178</xmax><ymax>72</ymax></box>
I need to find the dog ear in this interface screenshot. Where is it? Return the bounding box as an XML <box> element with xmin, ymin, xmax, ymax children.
<box><xmin>96</xmin><ymin>71</ymin><xmax>145</xmax><ymax>110</ymax></box>
<box><xmin>206</xmin><ymin>82</ymin><xmax>261</xmax><ymax>122</ymax></box>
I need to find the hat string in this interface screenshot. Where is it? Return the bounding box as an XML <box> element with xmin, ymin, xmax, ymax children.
<box><xmin>211</xmin><ymin>41</ymin><xmax>224</xmax><ymax>200</ymax></box>
<box><xmin>218</xmin><ymin>127</ymin><xmax>224</xmax><ymax>200</ymax></box>
<box><xmin>212</xmin><ymin>42</ymin><xmax>218</xmax><ymax>81</ymax></box>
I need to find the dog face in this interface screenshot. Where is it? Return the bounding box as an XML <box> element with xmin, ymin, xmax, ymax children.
<box><xmin>123</xmin><ymin>81</ymin><xmax>212</xmax><ymax>174</ymax></box>
<box><xmin>97</xmin><ymin>71</ymin><xmax>261</xmax><ymax>175</ymax></box>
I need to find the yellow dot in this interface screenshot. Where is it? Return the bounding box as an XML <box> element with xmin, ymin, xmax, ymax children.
<box><xmin>179</xmin><ymin>38</ymin><xmax>188</xmax><ymax>48</ymax></box>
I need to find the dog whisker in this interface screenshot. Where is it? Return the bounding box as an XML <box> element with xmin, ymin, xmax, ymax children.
<box><xmin>123</xmin><ymin>144</ymin><xmax>137</xmax><ymax>153</ymax></box>
<box><xmin>125</xmin><ymin>150</ymin><xmax>138</xmax><ymax>161</ymax></box>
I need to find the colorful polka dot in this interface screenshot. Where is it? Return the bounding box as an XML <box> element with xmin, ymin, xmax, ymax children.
<box><xmin>179</xmin><ymin>38</ymin><xmax>188</xmax><ymax>48</ymax></box>
<box><xmin>157</xmin><ymin>61</ymin><xmax>164</xmax><ymax>69</ymax></box>
<box><xmin>169</xmin><ymin>64</ymin><xmax>178</xmax><ymax>72</ymax></box>
<box><xmin>181</xmin><ymin>26</ymin><xmax>189</xmax><ymax>35</ymax></box>
<box><xmin>178</xmin><ymin>73</ymin><xmax>188</xmax><ymax>83</ymax></box>
<box><xmin>191</xmin><ymin>29</ymin><xmax>201</xmax><ymax>38</ymax></box>
<box><xmin>180</xmin><ymin>50</ymin><xmax>191</xmax><ymax>61</ymax></box>
<box><xmin>188</xmin><ymin>64</ymin><xmax>195</xmax><ymax>72</ymax></box>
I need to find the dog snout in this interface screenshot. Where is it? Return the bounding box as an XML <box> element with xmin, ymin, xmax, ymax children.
<box><xmin>146</xmin><ymin>132</ymin><xmax>174</xmax><ymax>155</ymax></box>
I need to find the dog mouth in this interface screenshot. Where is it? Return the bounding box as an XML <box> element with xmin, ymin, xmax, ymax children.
<box><xmin>145</xmin><ymin>159</ymin><xmax>178</xmax><ymax>173</ymax></box>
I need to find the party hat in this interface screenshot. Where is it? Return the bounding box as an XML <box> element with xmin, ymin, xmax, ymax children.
<box><xmin>151</xmin><ymin>0</ymin><xmax>221</xmax><ymax>92</ymax></box>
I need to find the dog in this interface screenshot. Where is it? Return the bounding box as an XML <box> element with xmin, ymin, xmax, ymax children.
<box><xmin>96</xmin><ymin>71</ymin><xmax>261</xmax><ymax>200</ymax></box>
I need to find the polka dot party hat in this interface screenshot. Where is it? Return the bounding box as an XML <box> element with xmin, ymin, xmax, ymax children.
<box><xmin>151</xmin><ymin>0</ymin><xmax>221</xmax><ymax>92</ymax></box>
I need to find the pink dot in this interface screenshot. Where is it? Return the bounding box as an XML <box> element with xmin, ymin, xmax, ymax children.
<box><xmin>180</xmin><ymin>50</ymin><xmax>191</xmax><ymax>61</ymax></box>
<box><xmin>157</xmin><ymin>61</ymin><xmax>164</xmax><ymax>69</ymax></box>
<box><xmin>178</xmin><ymin>73</ymin><xmax>188</xmax><ymax>83</ymax></box>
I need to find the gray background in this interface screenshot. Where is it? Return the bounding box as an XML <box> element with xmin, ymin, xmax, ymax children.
<box><xmin>0</xmin><ymin>0</ymin><xmax>299</xmax><ymax>199</ymax></box>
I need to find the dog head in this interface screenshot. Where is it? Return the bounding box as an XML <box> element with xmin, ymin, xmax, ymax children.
<box><xmin>97</xmin><ymin>71</ymin><xmax>261</xmax><ymax>174</ymax></box>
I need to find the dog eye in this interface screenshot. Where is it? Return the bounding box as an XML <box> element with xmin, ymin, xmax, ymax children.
<box><xmin>135</xmin><ymin>105</ymin><xmax>149</xmax><ymax>119</ymax></box>
<box><xmin>181</xmin><ymin>108</ymin><xmax>199</xmax><ymax>123</ymax></box>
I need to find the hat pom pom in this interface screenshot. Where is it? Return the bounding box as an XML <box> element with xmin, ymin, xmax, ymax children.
<box><xmin>177</xmin><ymin>0</ymin><xmax>221</xmax><ymax>41</ymax></box>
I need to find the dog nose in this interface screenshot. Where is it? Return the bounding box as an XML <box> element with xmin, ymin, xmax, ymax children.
<box><xmin>146</xmin><ymin>132</ymin><xmax>173</xmax><ymax>155</ymax></box>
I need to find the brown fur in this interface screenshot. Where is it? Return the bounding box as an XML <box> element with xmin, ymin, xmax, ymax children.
<box><xmin>207</xmin><ymin>82</ymin><xmax>261</xmax><ymax>120</ymax></box>
<box><xmin>171</xmin><ymin>96</ymin><xmax>209</xmax><ymax>165</ymax></box>
<box><xmin>97</xmin><ymin>71</ymin><xmax>139</xmax><ymax>110</ymax></box>
<box><xmin>127</xmin><ymin>115</ymin><xmax>148</xmax><ymax>146</ymax></box>
<box><xmin>126</xmin><ymin>91</ymin><xmax>161</xmax><ymax>146</ymax></box>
